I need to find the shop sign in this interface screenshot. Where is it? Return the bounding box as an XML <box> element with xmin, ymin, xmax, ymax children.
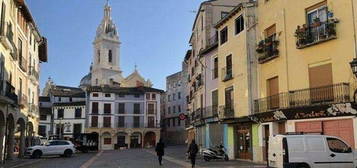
<box><xmin>250</xmin><ymin>103</ymin><xmax>357</xmax><ymax>123</ymax></box>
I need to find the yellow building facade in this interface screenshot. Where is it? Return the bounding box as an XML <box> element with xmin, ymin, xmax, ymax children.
<box><xmin>0</xmin><ymin>0</ymin><xmax>47</xmax><ymax>161</ymax></box>
<box><xmin>251</xmin><ymin>0</ymin><xmax>357</xmax><ymax>163</ymax></box>
<box><xmin>216</xmin><ymin>2</ymin><xmax>257</xmax><ymax>160</ymax></box>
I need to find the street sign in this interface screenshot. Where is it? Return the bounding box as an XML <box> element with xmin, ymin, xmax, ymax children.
<box><xmin>179</xmin><ymin>113</ymin><xmax>186</xmax><ymax>120</ymax></box>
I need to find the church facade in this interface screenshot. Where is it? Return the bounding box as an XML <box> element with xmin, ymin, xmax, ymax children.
<box><xmin>79</xmin><ymin>2</ymin><xmax>162</xmax><ymax>150</ymax></box>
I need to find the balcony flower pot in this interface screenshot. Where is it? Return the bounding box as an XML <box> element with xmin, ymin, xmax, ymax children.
<box><xmin>256</xmin><ymin>40</ymin><xmax>265</xmax><ymax>53</ymax></box>
<box><xmin>312</xmin><ymin>18</ymin><xmax>321</xmax><ymax>27</ymax></box>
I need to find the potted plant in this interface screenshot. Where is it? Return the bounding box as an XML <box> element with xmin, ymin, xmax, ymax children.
<box><xmin>256</xmin><ymin>40</ymin><xmax>265</xmax><ymax>53</ymax></box>
<box><xmin>312</xmin><ymin>17</ymin><xmax>321</xmax><ymax>27</ymax></box>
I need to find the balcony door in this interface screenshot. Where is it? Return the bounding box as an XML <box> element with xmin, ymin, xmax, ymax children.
<box><xmin>267</xmin><ymin>76</ymin><xmax>279</xmax><ymax>109</ymax></box>
<box><xmin>308</xmin><ymin>63</ymin><xmax>333</xmax><ymax>103</ymax></box>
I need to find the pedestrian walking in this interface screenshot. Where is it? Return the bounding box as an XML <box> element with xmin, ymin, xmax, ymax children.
<box><xmin>155</xmin><ymin>138</ymin><xmax>165</xmax><ymax>166</ymax></box>
<box><xmin>187</xmin><ymin>140</ymin><xmax>199</xmax><ymax>168</ymax></box>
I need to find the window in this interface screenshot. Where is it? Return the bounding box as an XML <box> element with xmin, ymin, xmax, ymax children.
<box><xmin>168</xmin><ymin>95</ymin><xmax>171</xmax><ymax>102</ymax></box>
<box><xmin>118</xmin><ymin>116</ymin><xmax>125</xmax><ymax>127</ymax></box>
<box><xmin>148</xmin><ymin>116</ymin><xmax>155</xmax><ymax>128</ymax></box>
<box><xmin>92</xmin><ymin>102</ymin><xmax>99</xmax><ymax>114</ymax></box>
<box><xmin>225</xmin><ymin>55</ymin><xmax>232</xmax><ymax>79</ymax></box>
<box><xmin>146</xmin><ymin>93</ymin><xmax>150</xmax><ymax>100</ymax></box>
<box><xmin>108</xmin><ymin>50</ymin><xmax>112</xmax><ymax>63</ymax></box>
<box><xmin>104</xmin><ymin>104</ymin><xmax>111</xmax><ymax>114</ymax></box>
<box><xmin>267</xmin><ymin>76</ymin><xmax>279</xmax><ymax>109</ymax></box>
<box><xmin>152</xmin><ymin>94</ymin><xmax>156</xmax><ymax>100</ymax></box>
<box><xmin>221</xmin><ymin>11</ymin><xmax>229</xmax><ymax>19</ymax></box>
<box><xmin>213</xmin><ymin>57</ymin><xmax>218</xmax><ymax>79</ymax></box>
<box><xmin>134</xmin><ymin>116</ymin><xmax>140</xmax><ymax>128</ymax></box>
<box><xmin>167</xmin><ymin>119</ymin><xmax>170</xmax><ymax>127</ymax></box>
<box><xmin>104</xmin><ymin>138</ymin><xmax>112</xmax><ymax>145</ymax></box>
<box><xmin>38</xmin><ymin>125</ymin><xmax>46</xmax><ymax>137</ymax></box>
<box><xmin>40</xmin><ymin>115</ymin><xmax>47</xmax><ymax>121</ymax></box>
<box><xmin>97</xmin><ymin>50</ymin><xmax>100</xmax><ymax>63</ymax></box>
<box><xmin>95</xmin><ymin>79</ymin><xmax>98</xmax><ymax>85</ymax></box>
<box><xmin>73</xmin><ymin>124</ymin><xmax>82</xmax><ymax>135</ymax></box>
<box><xmin>327</xmin><ymin>138</ymin><xmax>351</xmax><ymax>153</ymax></box>
<box><xmin>105</xmin><ymin>93</ymin><xmax>111</xmax><ymax>97</ymax></box>
<box><xmin>118</xmin><ymin>103</ymin><xmax>125</xmax><ymax>114</ymax></box>
<box><xmin>173</xmin><ymin>93</ymin><xmax>176</xmax><ymax>101</ymax></box>
<box><xmin>148</xmin><ymin>104</ymin><xmax>155</xmax><ymax>114</ymax></box>
<box><xmin>235</xmin><ymin>15</ymin><xmax>244</xmax><ymax>35</ymax></box>
<box><xmin>173</xmin><ymin>118</ymin><xmax>176</xmax><ymax>127</ymax></box>
<box><xmin>309</xmin><ymin>63</ymin><xmax>333</xmax><ymax>103</ymax></box>
<box><xmin>225</xmin><ymin>87</ymin><xmax>234</xmax><ymax>111</ymax></box>
<box><xmin>91</xmin><ymin>116</ymin><xmax>98</xmax><ymax>127</ymax></box>
<box><xmin>93</xmin><ymin>93</ymin><xmax>99</xmax><ymax>97</ymax></box>
<box><xmin>178</xmin><ymin>105</ymin><xmax>181</xmax><ymax>113</ymax></box>
<box><xmin>178</xmin><ymin>92</ymin><xmax>181</xmax><ymax>99</ymax></box>
<box><xmin>75</xmin><ymin>108</ymin><xmax>82</xmax><ymax>118</ymax></box>
<box><xmin>173</xmin><ymin>106</ymin><xmax>176</xmax><ymax>113</ymax></box>
<box><xmin>220</xmin><ymin>27</ymin><xmax>228</xmax><ymax>45</ymax></box>
<box><xmin>57</xmin><ymin>109</ymin><xmax>64</xmax><ymax>119</ymax></box>
<box><xmin>134</xmin><ymin>103</ymin><xmax>140</xmax><ymax>114</ymax></box>
<box><xmin>69</xmin><ymin>97</ymin><xmax>72</xmax><ymax>102</ymax></box>
<box><xmin>0</xmin><ymin>2</ymin><xmax>6</xmax><ymax>36</ymax></box>
<box><xmin>103</xmin><ymin>117</ymin><xmax>111</xmax><ymax>128</ymax></box>
<box><xmin>212</xmin><ymin>90</ymin><xmax>218</xmax><ymax>113</ymax></box>
<box><xmin>168</xmin><ymin>106</ymin><xmax>171</xmax><ymax>114</ymax></box>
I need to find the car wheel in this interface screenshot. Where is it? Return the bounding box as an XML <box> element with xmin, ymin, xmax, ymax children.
<box><xmin>298</xmin><ymin>163</ymin><xmax>310</xmax><ymax>168</ymax></box>
<box><xmin>32</xmin><ymin>150</ymin><xmax>42</xmax><ymax>159</ymax></box>
<box><xmin>64</xmin><ymin>149</ymin><xmax>73</xmax><ymax>157</ymax></box>
<box><xmin>203</xmin><ymin>156</ymin><xmax>210</xmax><ymax>162</ymax></box>
<box><xmin>224</xmin><ymin>155</ymin><xmax>229</xmax><ymax>161</ymax></box>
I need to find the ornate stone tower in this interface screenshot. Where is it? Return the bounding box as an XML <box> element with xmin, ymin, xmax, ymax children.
<box><xmin>91</xmin><ymin>1</ymin><xmax>124</xmax><ymax>86</ymax></box>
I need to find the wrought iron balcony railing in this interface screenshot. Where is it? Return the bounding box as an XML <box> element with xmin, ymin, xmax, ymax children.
<box><xmin>218</xmin><ymin>105</ymin><xmax>234</xmax><ymax>120</ymax></box>
<box><xmin>295</xmin><ymin>18</ymin><xmax>338</xmax><ymax>49</ymax></box>
<box><xmin>256</xmin><ymin>34</ymin><xmax>279</xmax><ymax>64</ymax></box>
<box><xmin>254</xmin><ymin>83</ymin><xmax>350</xmax><ymax>114</ymax></box>
<box><xmin>221</xmin><ymin>67</ymin><xmax>233</xmax><ymax>82</ymax></box>
<box><xmin>5</xmin><ymin>81</ymin><xmax>18</xmax><ymax>104</ymax></box>
<box><xmin>202</xmin><ymin>106</ymin><xmax>218</xmax><ymax>119</ymax></box>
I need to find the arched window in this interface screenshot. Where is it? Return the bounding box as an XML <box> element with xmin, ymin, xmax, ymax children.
<box><xmin>95</xmin><ymin>79</ymin><xmax>98</xmax><ymax>85</ymax></box>
<box><xmin>108</xmin><ymin>50</ymin><xmax>112</xmax><ymax>63</ymax></box>
<box><xmin>97</xmin><ymin>50</ymin><xmax>100</xmax><ymax>63</ymax></box>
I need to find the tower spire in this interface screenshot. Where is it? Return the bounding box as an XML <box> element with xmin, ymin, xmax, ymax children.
<box><xmin>104</xmin><ymin>0</ymin><xmax>111</xmax><ymax>20</ymax></box>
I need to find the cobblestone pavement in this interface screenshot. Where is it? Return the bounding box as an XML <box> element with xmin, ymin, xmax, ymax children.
<box><xmin>12</xmin><ymin>146</ymin><xmax>266</xmax><ymax>168</ymax></box>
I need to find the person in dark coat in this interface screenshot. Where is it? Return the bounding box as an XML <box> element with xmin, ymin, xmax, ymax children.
<box><xmin>155</xmin><ymin>138</ymin><xmax>165</xmax><ymax>166</ymax></box>
<box><xmin>187</xmin><ymin>140</ymin><xmax>199</xmax><ymax>168</ymax></box>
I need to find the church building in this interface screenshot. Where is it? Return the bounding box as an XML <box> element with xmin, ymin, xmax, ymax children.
<box><xmin>78</xmin><ymin>2</ymin><xmax>163</xmax><ymax>150</ymax></box>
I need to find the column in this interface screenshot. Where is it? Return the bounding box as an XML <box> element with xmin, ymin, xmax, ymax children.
<box><xmin>18</xmin><ymin>130</ymin><xmax>25</xmax><ymax>158</ymax></box>
<box><xmin>6</xmin><ymin>127</ymin><xmax>14</xmax><ymax>160</ymax></box>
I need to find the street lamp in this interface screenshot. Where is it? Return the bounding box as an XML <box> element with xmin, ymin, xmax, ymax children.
<box><xmin>350</xmin><ymin>58</ymin><xmax>357</xmax><ymax>78</ymax></box>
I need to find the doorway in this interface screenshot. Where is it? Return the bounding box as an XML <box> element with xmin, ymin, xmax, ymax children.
<box><xmin>236</xmin><ymin>124</ymin><xmax>252</xmax><ymax>160</ymax></box>
<box><xmin>263</xmin><ymin>125</ymin><xmax>270</xmax><ymax>161</ymax></box>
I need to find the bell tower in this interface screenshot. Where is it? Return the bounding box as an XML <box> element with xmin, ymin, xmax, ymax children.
<box><xmin>91</xmin><ymin>1</ymin><xmax>123</xmax><ymax>86</ymax></box>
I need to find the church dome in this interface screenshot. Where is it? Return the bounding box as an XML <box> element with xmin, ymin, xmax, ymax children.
<box><xmin>79</xmin><ymin>73</ymin><xmax>91</xmax><ymax>88</ymax></box>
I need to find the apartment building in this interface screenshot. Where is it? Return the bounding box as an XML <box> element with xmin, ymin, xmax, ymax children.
<box><xmin>249</xmin><ymin>0</ymin><xmax>357</xmax><ymax>162</ymax></box>
<box><xmin>215</xmin><ymin>1</ymin><xmax>257</xmax><ymax>160</ymax></box>
<box><xmin>86</xmin><ymin>86</ymin><xmax>163</xmax><ymax>150</ymax></box>
<box><xmin>162</xmin><ymin>71</ymin><xmax>187</xmax><ymax>145</ymax></box>
<box><xmin>0</xmin><ymin>0</ymin><xmax>47</xmax><ymax>161</ymax></box>
<box><xmin>185</xmin><ymin>0</ymin><xmax>242</xmax><ymax>149</ymax></box>
<box><xmin>41</xmin><ymin>79</ymin><xmax>86</xmax><ymax>139</ymax></box>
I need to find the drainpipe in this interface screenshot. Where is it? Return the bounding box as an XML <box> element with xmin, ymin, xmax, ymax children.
<box><xmin>351</xmin><ymin>0</ymin><xmax>357</xmax><ymax>59</ymax></box>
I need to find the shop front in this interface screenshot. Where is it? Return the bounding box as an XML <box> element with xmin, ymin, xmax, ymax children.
<box><xmin>249</xmin><ymin>102</ymin><xmax>357</xmax><ymax>162</ymax></box>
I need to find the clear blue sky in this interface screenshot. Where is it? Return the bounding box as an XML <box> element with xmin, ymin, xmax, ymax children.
<box><xmin>27</xmin><ymin>0</ymin><xmax>206</xmax><ymax>90</ymax></box>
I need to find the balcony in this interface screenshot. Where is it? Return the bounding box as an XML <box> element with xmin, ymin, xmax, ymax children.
<box><xmin>28</xmin><ymin>67</ymin><xmax>39</xmax><ymax>81</ymax></box>
<box><xmin>254</xmin><ymin>83</ymin><xmax>350</xmax><ymax>114</ymax></box>
<box><xmin>221</xmin><ymin>67</ymin><xmax>233</xmax><ymax>82</ymax></box>
<box><xmin>256</xmin><ymin>34</ymin><xmax>279</xmax><ymax>64</ymax></box>
<box><xmin>19</xmin><ymin>57</ymin><xmax>27</xmax><ymax>72</ymax></box>
<box><xmin>202</xmin><ymin>105</ymin><xmax>218</xmax><ymax>119</ymax></box>
<box><xmin>19</xmin><ymin>94</ymin><xmax>28</xmax><ymax>108</ymax></box>
<box><xmin>1</xmin><ymin>81</ymin><xmax>18</xmax><ymax>104</ymax></box>
<box><xmin>218</xmin><ymin>105</ymin><xmax>234</xmax><ymax>120</ymax></box>
<box><xmin>295</xmin><ymin>18</ymin><xmax>338</xmax><ymax>49</ymax></box>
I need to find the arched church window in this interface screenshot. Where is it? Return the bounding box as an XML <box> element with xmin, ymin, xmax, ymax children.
<box><xmin>97</xmin><ymin>50</ymin><xmax>100</xmax><ymax>63</ymax></box>
<box><xmin>108</xmin><ymin>50</ymin><xmax>112</xmax><ymax>63</ymax></box>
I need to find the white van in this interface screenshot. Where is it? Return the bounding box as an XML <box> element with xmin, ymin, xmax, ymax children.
<box><xmin>268</xmin><ymin>134</ymin><xmax>357</xmax><ymax>168</ymax></box>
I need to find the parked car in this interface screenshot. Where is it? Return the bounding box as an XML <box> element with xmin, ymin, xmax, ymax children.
<box><xmin>73</xmin><ymin>133</ymin><xmax>99</xmax><ymax>153</ymax></box>
<box><xmin>268</xmin><ymin>134</ymin><xmax>356</xmax><ymax>168</ymax></box>
<box><xmin>26</xmin><ymin>140</ymin><xmax>76</xmax><ymax>158</ymax></box>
